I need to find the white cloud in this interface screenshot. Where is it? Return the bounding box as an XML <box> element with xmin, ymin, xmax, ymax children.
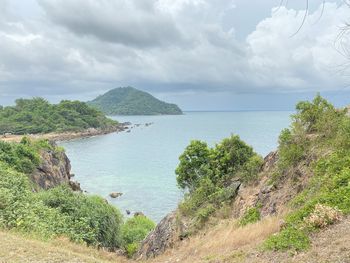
<box><xmin>247</xmin><ymin>3</ymin><xmax>349</xmax><ymax>91</ymax></box>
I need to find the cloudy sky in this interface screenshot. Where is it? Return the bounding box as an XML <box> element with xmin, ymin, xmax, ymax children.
<box><xmin>0</xmin><ymin>0</ymin><xmax>349</xmax><ymax>110</ymax></box>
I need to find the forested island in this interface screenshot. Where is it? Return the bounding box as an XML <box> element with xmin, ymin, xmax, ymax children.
<box><xmin>0</xmin><ymin>98</ymin><xmax>118</xmax><ymax>135</ymax></box>
<box><xmin>88</xmin><ymin>87</ymin><xmax>183</xmax><ymax>115</ymax></box>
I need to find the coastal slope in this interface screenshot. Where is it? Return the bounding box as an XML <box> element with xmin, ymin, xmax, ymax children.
<box><xmin>88</xmin><ymin>87</ymin><xmax>183</xmax><ymax>115</ymax></box>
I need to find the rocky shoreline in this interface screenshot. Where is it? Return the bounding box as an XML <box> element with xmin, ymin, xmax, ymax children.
<box><xmin>0</xmin><ymin>123</ymin><xmax>129</xmax><ymax>143</ymax></box>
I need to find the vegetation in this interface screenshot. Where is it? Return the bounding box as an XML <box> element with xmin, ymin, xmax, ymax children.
<box><xmin>0</xmin><ymin>138</ymin><xmax>154</xmax><ymax>253</ymax></box>
<box><xmin>88</xmin><ymin>87</ymin><xmax>183</xmax><ymax>115</ymax></box>
<box><xmin>174</xmin><ymin>94</ymin><xmax>350</xmax><ymax>255</ymax></box>
<box><xmin>0</xmin><ymin>98</ymin><xmax>117</xmax><ymax>135</ymax></box>
<box><xmin>264</xmin><ymin>95</ymin><xmax>350</xmax><ymax>251</ymax></box>
<box><xmin>239</xmin><ymin>207</ymin><xmax>261</xmax><ymax>226</ymax></box>
<box><xmin>176</xmin><ymin>135</ymin><xmax>263</xmax><ymax>230</ymax></box>
<box><xmin>121</xmin><ymin>216</ymin><xmax>155</xmax><ymax>257</ymax></box>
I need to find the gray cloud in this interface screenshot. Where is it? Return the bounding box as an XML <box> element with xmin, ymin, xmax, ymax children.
<box><xmin>38</xmin><ymin>0</ymin><xmax>185</xmax><ymax>48</ymax></box>
<box><xmin>0</xmin><ymin>0</ymin><xmax>349</xmax><ymax>107</ymax></box>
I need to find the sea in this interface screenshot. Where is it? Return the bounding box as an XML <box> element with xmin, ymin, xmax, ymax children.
<box><xmin>59</xmin><ymin>111</ymin><xmax>292</xmax><ymax>222</ymax></box>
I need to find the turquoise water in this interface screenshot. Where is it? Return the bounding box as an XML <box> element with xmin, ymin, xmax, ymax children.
<box><xmin>59</xmin><ymin>111</ymin><xmax>292</xmax><ymax>222</ymax></box>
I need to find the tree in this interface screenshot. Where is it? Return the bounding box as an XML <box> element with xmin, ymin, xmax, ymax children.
<box><xmin>176</xmin><ymin>140</ymin><xmax>211</xmax><ymax>192</ymax></box>
<box><xmin>211</xmin><ymin>135</ymin><xmax>255</xmax><ymax>184</ymax></box>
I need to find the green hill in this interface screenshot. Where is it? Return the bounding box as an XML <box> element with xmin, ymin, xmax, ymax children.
<box><xmin>0</xmin><ymin>98</ymin><xmax>118</xmax><ymax>135</ymax></box>
<box><xmin>88</xmin><ymin>87</ymin><xmax>183</xmax><ymax>115</ymax></box>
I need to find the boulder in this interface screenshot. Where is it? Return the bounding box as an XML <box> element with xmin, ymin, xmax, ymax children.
<box><xmin>69</xmin><ymin>180</ymin><xmax>81</xmax><ymax>192</ymax></box>
<box><xmin>134</xmin><ymin>211</ymin><xmax>145</xmax><ymax>217</ymax></box>
<box><xmin>109</xmin><ymin>192</ymin><xmax>123</xmax><ymax>198</ymax></box>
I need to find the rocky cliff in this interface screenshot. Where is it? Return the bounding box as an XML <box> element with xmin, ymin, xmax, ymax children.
<box><xmin>29</xmin><ymin>142</ymin><xmax>80</xmax><ymax>191</ymax></box>
<box><xmin>136</xmin><ymin>150</ymin><xmax>312</xmax><ymax>259</ymax></box>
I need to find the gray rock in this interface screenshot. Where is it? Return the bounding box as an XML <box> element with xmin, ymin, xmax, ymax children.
<box><xmin>136</xmin><ymin>211</ymin><xmax>184</xmax><ymax>259</ymax></box>
<box><xmin>134</xmin><ymin>211</ymin><xmax>145</xmax><ymax>217</ymax></box>
<box><xmin>109</xmin><ymin>192</ymin><xmax>123</xmax><ymax>198</ymax></box>
<box><xmin>30</xmin><ymin>142</ymin><xmax>72</xmax><ymax>190</ymax></box>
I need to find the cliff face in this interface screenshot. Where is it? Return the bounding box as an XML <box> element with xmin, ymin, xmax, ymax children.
<box><xmin>30</xmin><ymin>143</ymin><xmax>80</xmax><ymax>191</ymax></box>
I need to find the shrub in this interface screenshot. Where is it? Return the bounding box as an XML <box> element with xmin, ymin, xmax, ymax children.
<box><xmin>194</xmin><ymin>204</ymin><xmax>216</xmax><ymax>227</ymax></box>
<box><xmin>305</xmin><ymin>204</ymin><xmax>342</xmax><ymax>229</ymax></box>
<box><xmin>264</xmin><ymin>227</ymin><xmax>310</xmax><ymax>251</ymax></box>
<box><xmin>121</xmin><ymin>215</ymin><xmax>155</xmax><ymax>257</ymax></box>
<box><xmin>238</xmin><ymin>155</ymin><xmax>264</xmax><ymax>182</ymax></box>
<box><xmin>39</xmin><ymin>185</ymin><xmax>123</xmax><ymax>248</ymax></box>
<box><xmin>239</xmin><ymin>207</ymin><xmax>260</xmax><ymax>226</ymax></box>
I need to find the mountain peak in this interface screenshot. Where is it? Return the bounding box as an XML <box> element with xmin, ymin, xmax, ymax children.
<box><xmin>88</xmin><ymin>87</ymin><xmax>183</xmax><ymax>116</ymax></box>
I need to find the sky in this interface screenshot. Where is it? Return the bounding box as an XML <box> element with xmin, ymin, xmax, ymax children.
<box><xmin>0</xmin><ymin>0</ymin><xmax>349</xmax><ymax>110</ymax></box>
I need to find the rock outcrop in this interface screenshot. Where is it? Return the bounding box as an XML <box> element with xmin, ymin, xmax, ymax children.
<box><xmin>30</xmin><ymin>142</ymin><xmax>79</xmax><ymax>191</ymax></box>
<box><xmin>136</xmin><ymin>211</ymin><xmax>185</xmax><ymax>259</ymax></box>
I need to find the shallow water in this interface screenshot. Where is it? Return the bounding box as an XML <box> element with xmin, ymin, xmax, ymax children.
<box><xmin>60</xmin><ymin>111</ymin><xmax>292</xmax><ymax>222</ymax></box>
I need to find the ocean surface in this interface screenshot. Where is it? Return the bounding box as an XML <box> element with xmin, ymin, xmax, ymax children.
<box><xmin>59</xmin><ymin>111</ymin><xmax>292</xmax><ymax>222</ymax></box>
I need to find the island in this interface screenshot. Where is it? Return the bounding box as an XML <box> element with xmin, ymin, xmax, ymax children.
<box><xmin>0</xmin><ymin>98</ymin><xmax>125</xmax><ymax>141</ymax></box>
<box><xmin>88</xmin><ymin>87</ymin><xmax>183</xmax><ymax>115</ymax></box>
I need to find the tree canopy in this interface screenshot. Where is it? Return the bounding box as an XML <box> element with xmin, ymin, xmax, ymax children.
<box><xmin>0</xmin><ymin>98</ymin><xmax>117</xmax><ymax>135</ymax></box>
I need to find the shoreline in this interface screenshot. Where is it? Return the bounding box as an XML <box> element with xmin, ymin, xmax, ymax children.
<box><xmin>0</xmin><ymin>124</ymin><xmax>129</xmax><ymax>143</ymax></box>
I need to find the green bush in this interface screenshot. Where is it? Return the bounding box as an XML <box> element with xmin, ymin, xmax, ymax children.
<box><xmin>0</xmin><ymin>140</ymin><xmax>40</xmax><ymax>174</ymax></box>
<box><xmin>264</xmin><ymin>227</ymin><xmax>310</xmax><ymax>251</ymax></box>
<box><xmin>121</xmin><ymin>215</ymin><xmax>155</xmax><ymax>257</ymax></box>
<box><xmin>0</xmin><ymin>164</ymin><xmax>123</xmax><ymax>247</ymax></box>
<box><xmin>239</xmin><ymin>207</ymin><xmax>261</xmax><ymax>226</ymax></box>
<box><xmin>176</xmin><ymin>135</ymin><xmax>261</xmax><ymax>231</ymax></box>
<box><xmin>39</xmin><ymin>185</ymin><xmax>123</xmax><ymax>248</ymax></box>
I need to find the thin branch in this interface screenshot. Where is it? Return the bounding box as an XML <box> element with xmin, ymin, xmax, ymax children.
<box><xmin>312</xmin><ymin>0</ymin><xmax>325</xmax><ymax>25</ymax></box>
<box><xmin>290</xmin><ymin>0</ymin><xmax>309</xmax><ymax>38</ymax></box>
<box><xmin>273</xmin><ymin>0</ymin><xmax>285</xmax><ymax>14</ymax></box>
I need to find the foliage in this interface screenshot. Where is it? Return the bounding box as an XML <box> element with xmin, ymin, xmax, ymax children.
<box><xmin>88</xmin><ymin>87</ymin><xmax>183</xmax><ymax>115</ymax></box>
<box><xmin>176</xmin><ymin>140</ymin><xmax>211</xmax><ymax>192</ymax></box>
<box><xmin>39</xmin><ymin>185</ymin><xmax>123</xmax><ymax>248</ymax></box>
<box><xmin>264</xmin><ymin>227</ymin><xmax>310</xmax><ymax>251</ymax></box>
<box><xmin>0</xmin><ymin>97</ymin><xmax>117</xmax><ymax>135</ymax></box>
<box><xmin>176</xmin><ymin>135</ymin><xmax>262</xmax><ymax>230</ymax></box>
<box><xmin>239</xmin><ymin>207</ymin><xmax>261</xmax><ymax>226</ymax></box>
<box><xmin>265</xmin><ymin>95</ymin><xmax>350</xmax><ymax>251</ymax></box>
<box><xmin>210</xmin><ymin>135</ymin><xmax>256</xmax><ymax>184</ymax></box>
<box><xmin>121</xmin><ymin>215</ymin><xmax>155</xmax><ymax>257</ymax></box>
<box><xmin>0</xmin><ymin>139</ymin><xmax>125</xmax><ymax>250</ymax></box>
<box><xmin>0</xmin><ymin>139</ymin><xmax>46</xmax><ymax>174</ymax></box>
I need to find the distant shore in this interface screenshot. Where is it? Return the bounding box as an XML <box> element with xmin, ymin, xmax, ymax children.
<box><xmin>0</xmin><ymin>124</ymin><xmax>129</xmax><ymax>143</ymax></box>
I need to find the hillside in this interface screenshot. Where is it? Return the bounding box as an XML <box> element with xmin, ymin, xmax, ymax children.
<box><xmin>0</xmin><ymin>98</ymin><xmax>118</xmax><ymax>135</ymax></box>
<box><xmin>136</xmin><ymin>95</ymin><xmax>350</xmax><ymax>262</ymax></box>
<box><xmin>88</xmin><ymin>87</ymin><xmax>183</xmax><ymax>115</ymax></box>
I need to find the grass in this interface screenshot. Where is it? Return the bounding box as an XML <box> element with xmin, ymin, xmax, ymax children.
<box><xmin>153</xmin><ymin>215</ymin><xmax>282</xmax><ymax>263</ymax></box>
<box><xmin>0</xmin><ymin>230</ymin><xmax>130</xmax><ymax>263</ymax></box>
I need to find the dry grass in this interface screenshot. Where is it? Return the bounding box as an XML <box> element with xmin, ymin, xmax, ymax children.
<box><xmin>149</xmin><ymin>215</ymin><xmax>283</xmax><ymax>263</ymax></box>
<box><xmin>0</xmin><ymin>230</ymin><xmax>131</xmax><ymax>263</ymax></box>
<box><xmin>1</xmin><ymin>216</ymin><xmax>349</xmax><ymax>263</ymax></box>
